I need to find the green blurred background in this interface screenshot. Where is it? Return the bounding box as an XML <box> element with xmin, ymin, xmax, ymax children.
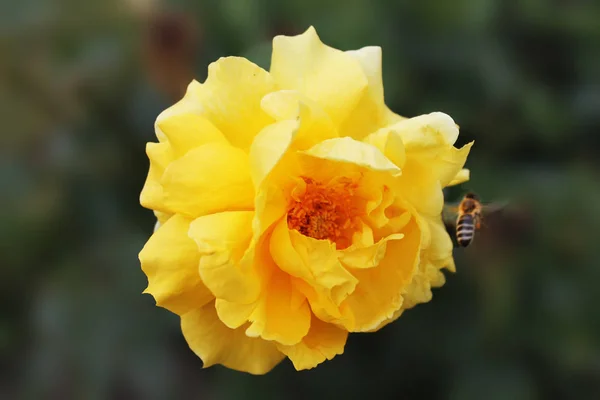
<box><xmin>2</xmin><ymin>0</ymin><xmax>600</xmax><ymax>399</ymax></box>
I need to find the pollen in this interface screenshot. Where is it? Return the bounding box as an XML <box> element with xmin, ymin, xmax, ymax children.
<box><xmin>287</xmin><ymin>177</ymin><xmax>361</xmax><ymax>249</ymax></box>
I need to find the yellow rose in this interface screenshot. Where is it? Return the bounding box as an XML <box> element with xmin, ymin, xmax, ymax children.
<box><xmin>139</xmin><ymin>26</ymin><xmax>472</xmax><ymax>374</ymax></box>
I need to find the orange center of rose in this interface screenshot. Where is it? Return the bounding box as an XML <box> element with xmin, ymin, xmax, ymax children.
<box><xmin>287</xmin><ymin>177</ymin><xmax>361</xmax><ymax>249</ymax></box>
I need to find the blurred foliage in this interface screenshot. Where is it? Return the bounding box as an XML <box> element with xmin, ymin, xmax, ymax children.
<box><xmin>2</xmin><ymin>0</ymin><xmax>600</xmax><ymax>399</ymax></box>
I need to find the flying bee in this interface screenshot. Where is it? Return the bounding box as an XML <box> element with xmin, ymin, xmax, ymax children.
<box><xmin>443</xmin><ymin>192</ymin><xmax>508</xmax><ymax>247</ymax></box>
<box><xmin>456</xmin><ymin>193</ymin><xmax>482</xmax><ymax>247</ymax></box>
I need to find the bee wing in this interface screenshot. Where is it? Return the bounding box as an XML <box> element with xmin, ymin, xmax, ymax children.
<box><xmin>482</xmin><ymin>201</ymin><xmax>511</xmax><ymax>216</ymax></box>
<box><xmin>442</xmin><ymin>203</ymin><xmax>460</xmax><ymax>227</ymax></box>
<box><xmin>478</xmin><ymin>201</ymin><xmax>512</xmax><ymax>232</ymax></box>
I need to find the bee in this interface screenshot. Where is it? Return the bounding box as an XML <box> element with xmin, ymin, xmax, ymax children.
<box><xmin>443</xmin><ymin>192</ymin><xmax>508</xmax><ymax>248</ymax></box>
<box><xmin>456</xmin><ymin>192</ymin><xmax>482</xmax><ymax>247</ymax></box>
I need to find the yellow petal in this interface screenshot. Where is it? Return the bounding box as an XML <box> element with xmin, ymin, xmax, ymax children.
<box><xmin>370</xmin><ymin>216</ymin><xmax>452</xmax><ymax>332</ymax></box>
<box><xmin>434</xmin><ymin>142</ymin><xmax>474</xmax><ymax>187</ymax></box>
<box><xmin>341</xmin><ymin>46</ymin><xmax>401</xmax><ymax>140</ymax></box>
<box><xmin>142</xmin><ymin>102</ymin><xmax>229</xmax><ymax>214</ymax></box>
<box><xmin>277</xmin><ymin>315</ymin><xmax>348</xmax><ymax>371</ymax></box>
<box><xmin>399</xmin><ymin>259</ymin><xmax>446</xmax><ymax>314</ymax></box>
<box><xmin>447</xmin><ymin>168</ymin><xmax>470</xmax><ymax>186</ymax></box>
<box><xmin>396</xmin><ymin>158</ymin><xmax>445</xmax><ymax>217</ymax></box>
<box><xmin>161</xmin><ymin>142</ymin><xmax>254</xmax><ymax>218</ymax></box>
<box><xmin>140</xmin><ymin>142</ymin><xmax>173</xmax><ymax>212</ymax></box>
<box><xmin>424</xmin><ymin>215</ymin><xmax>456</xmax><ymax>272</ymax></box>
<box><xmin>270</xmin><ymin>219</ymin><xmax>358</xmax><ymax>307</ymax></box>
<box><xmin>154</xmin><ymin>80</ymin><xmax>204</xmax><ymax>137</ymax></box>
<box><xmin>181</xmin><ymin>301</ymin><xmax>284</xmax><ymax>375</ymax></box>
<box><xmin>385</xmin><ymin>108</ymin><xmax>406</xmax><ymax>125</ymax></box>
<box><xmin>363</xmin><ymin>183</ymin><xmax>395</xmax><ymax>230</ymax></box>
<box><xmin>154</xmin><ymin>211</ymin><xmax>172</xmax><ymax>226</ymax></box>
<box><xmin>245</xmin><ymin>269</ymin><xmax>312</xmax><ymax>346</ymax></box>
<box><xmin>261</xmin><ymin>90</ymin><xmax>338</xmax><ymax>150</ymax></box>
<box><xmin>339</xmin><ymin>233</ymin><xmax>404</xmax><ymax>269</ymax></box>
<box><xmin>394</xmin><ymin>112</ymin><xmax>459</xmax><ymax>149</ymax></box>
<box><xmin>362</xmin><ymin>125</ymin><xmax>406</xmax><ymax>168</ymax></box>
<box><xmin>249</xmin><ymin>119</ymin><xmax>298</xmax><ymax>190</ymax></box>
<box><xmin>188</xmin><ymin>211</ymin><xmax>261</xmax><ymax>304</ymax></box>
<box><xmin>390</xmin><ymin>113</ymin><xmax>472</xmax><ymax>198</ymax></box>
<box><xmin>209</xmin><ymin>235</ymin><xmax>275</xmax><ymax>328</ymax></box>
<box><xmin>340</xmin><ymin>218</ymin><xmax>421</xmax><ymax>332</ymax></box>
<box><xmin>194</xmin><ymin>57</ymin><xmax>276</xmax><ymax>149</ymax></box>
<box><xmin>350</xmin><ymin>221</ymin><xmax>375</xmax><ymax>248</ymax></box>
<box><xmin>250</xmin><ymin>92</ymin><xmax>340</xmax><ymax>236</ymax></box>
<box><xmin>152</xmin><ymin>211</ymin><xmax>172</xmax><ymax>232</ymax></box>
<box><xmin>301</xmin><ymin>137</ymin><xmax>401</xmax><ymax>177</ymax></box>
<box><xmin>390</xmin><ymin>113</ymin><xmax>471</xmax><ymax>200</ymax></box>
<box><xmin>291</xmin><ymin>277</ymin><xmax>348</xmax><ymax>324</ymax></box>
<box><xmin>270</xmin><ymin>26</ymin><xmax>368</xmax><ymax>125</ymax></box>
<box><xmin>372</xmin><ymin>308</ymin><xmax>405</xmax><ymax>332</ymax></box>
<box><xmin>215</xmin><ymin>299</ymin><xmax>256</xmax><ymax>329</ymax></box>
<box><xmin>253</xmin><ymin>178</ymin><xmax>295</xmax><ymax>238</ymax></box>
<box><xmin>156</xmin><ymin>113</ymin><xmax>228</xmax><ymax>158</ymax></box>
<box><xmin>362</xmin><ymin>185</ymin><xmax>413</xmax><ymax>240</ymax></box>
<box><xmin>139</xmin><ymin>214</ymin><xmax>213</xmax><ymax>315</ymax></box>
<box><xmin>207</xmin><ymin>238</ymin><xmax>312</xmax><ymax>345</ymax></box>
<box><xmin>396</xmin><ymin>140</ymin><xmax>472</xmax><ymax>217</ymax></box>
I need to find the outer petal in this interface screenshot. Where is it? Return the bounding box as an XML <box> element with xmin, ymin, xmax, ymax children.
<box><xmin>395</xmin><ymin>112</ymin><xmax>460</xmax><ymax>148</ymax></box>
<box><xmin>424</xmin><ymin>215</ymin><xmax>456</xmax><ymax>272</ymax></box>
<box><xmin>270</xmin><ymin>26</ymin><xmax>368</xmax><ymax>125</ymax></box>
<box><xmin>361</xmin><ymin>113</ymin><xmax>471</xmax><ymax>216</ymax></box>
<box><xmin>194</xmin><ymin>57</ymin><xmax>277</xmax><ymax>149</ymax></box>
<box><xmin>156</xmin><ymin>113</ymin><xmax>228</xmax><ymax>158</ymax></box>
<box><xmin>341</xmin><ymin>46</ymin><xmax>404</xmax><ymax>139</ymax></box>
<box><xmin>140</xmin><ymin>142</ymin><xmax>172</xmax><ymax>212</ymax></box>
<box><xmin>432</xmin><ymin>143</ymin><xmax>474</xmax><ymax>188</ymax></box>
<box><xmin>401</xmin><ymin>260</ymin><xmax>445</xmax><ymax>311</ymax></box>
<box><xmin>154</xmin><ymin>80</ymin><xmax>204</xmax><ymax>134</ymax></box>
<box><xmin>161</xmin><ymin>142</ymin><xmax>254</xmax><ymax>218</ymax></box>
<box><xmin>393</xmin><ymin>113</ymin><xmax>472</xmax><ymax>181</ymax></box>
<box><xmin>397</xmin><ymin>157</ymin><xmax>445</xmax><ymax>217</ymax></box>
<box><xmin>277</xmin><ymin>315</ymin><xmax>348</xmax><ymax>371</ymax></box>
<box><xmin>397</xmin><ymin>142</ymin><xmax>472</xmax><ymax>217</ymax></box>
<box><xmin>181</xmin><ymin>301</ymin><xmax>284</xmax><ymax>375</ymax></box>
<box><xmin>139</xmin><ymin>214</ymin><xmax>213</xmax><ymax>315</ymax></box>
<box><xmin>447</xmin><ymin>168</ymin><xmax>470</xmax><ymax>186</ymax></box>
<box><xmin>341</xmin><ymin>218</ymin><xmax>421</xmax><ymax>332</ymax></box>
<box><xmin>141</xmin><ymin>105</ymin><xmax>229</xmax><ymax>213</ymax></box>
<box><xmin>153</xmin><ymin>211</ymin><xmax>172</xmax><ymax>232</ymax></box>
<box><xmin>188</xmin><ymin>211</ymin><xmax>261</xmax><ymax>304</ymax></box>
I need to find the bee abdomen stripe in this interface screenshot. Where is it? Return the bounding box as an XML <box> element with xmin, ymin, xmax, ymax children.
<box><xmin>457</xmin><ymin>223</ymin><xmax>474</xmax><ymax>229</ymax></box>
<box><xmin>458</xmin><ymin>214</ymin><xmax>474</xmax><ymax>222</ymax></box>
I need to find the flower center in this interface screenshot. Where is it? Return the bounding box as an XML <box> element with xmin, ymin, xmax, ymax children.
<box><xmin>287</xmin><ymin>177</ymin><xmax>360</xmax><ymax>248</ymax></box>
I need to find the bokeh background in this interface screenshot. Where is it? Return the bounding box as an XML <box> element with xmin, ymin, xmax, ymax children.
<box><xmin>3</xmin><ymin>0</ymin><xmax>600</xmax><ymax>399</ymax></box>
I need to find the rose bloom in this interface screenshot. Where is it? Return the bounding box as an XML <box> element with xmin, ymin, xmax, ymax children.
<box><xmin>139</xmin><ymin>26</ymin><xmax>472</xmax><ymax>374</ymax></box>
